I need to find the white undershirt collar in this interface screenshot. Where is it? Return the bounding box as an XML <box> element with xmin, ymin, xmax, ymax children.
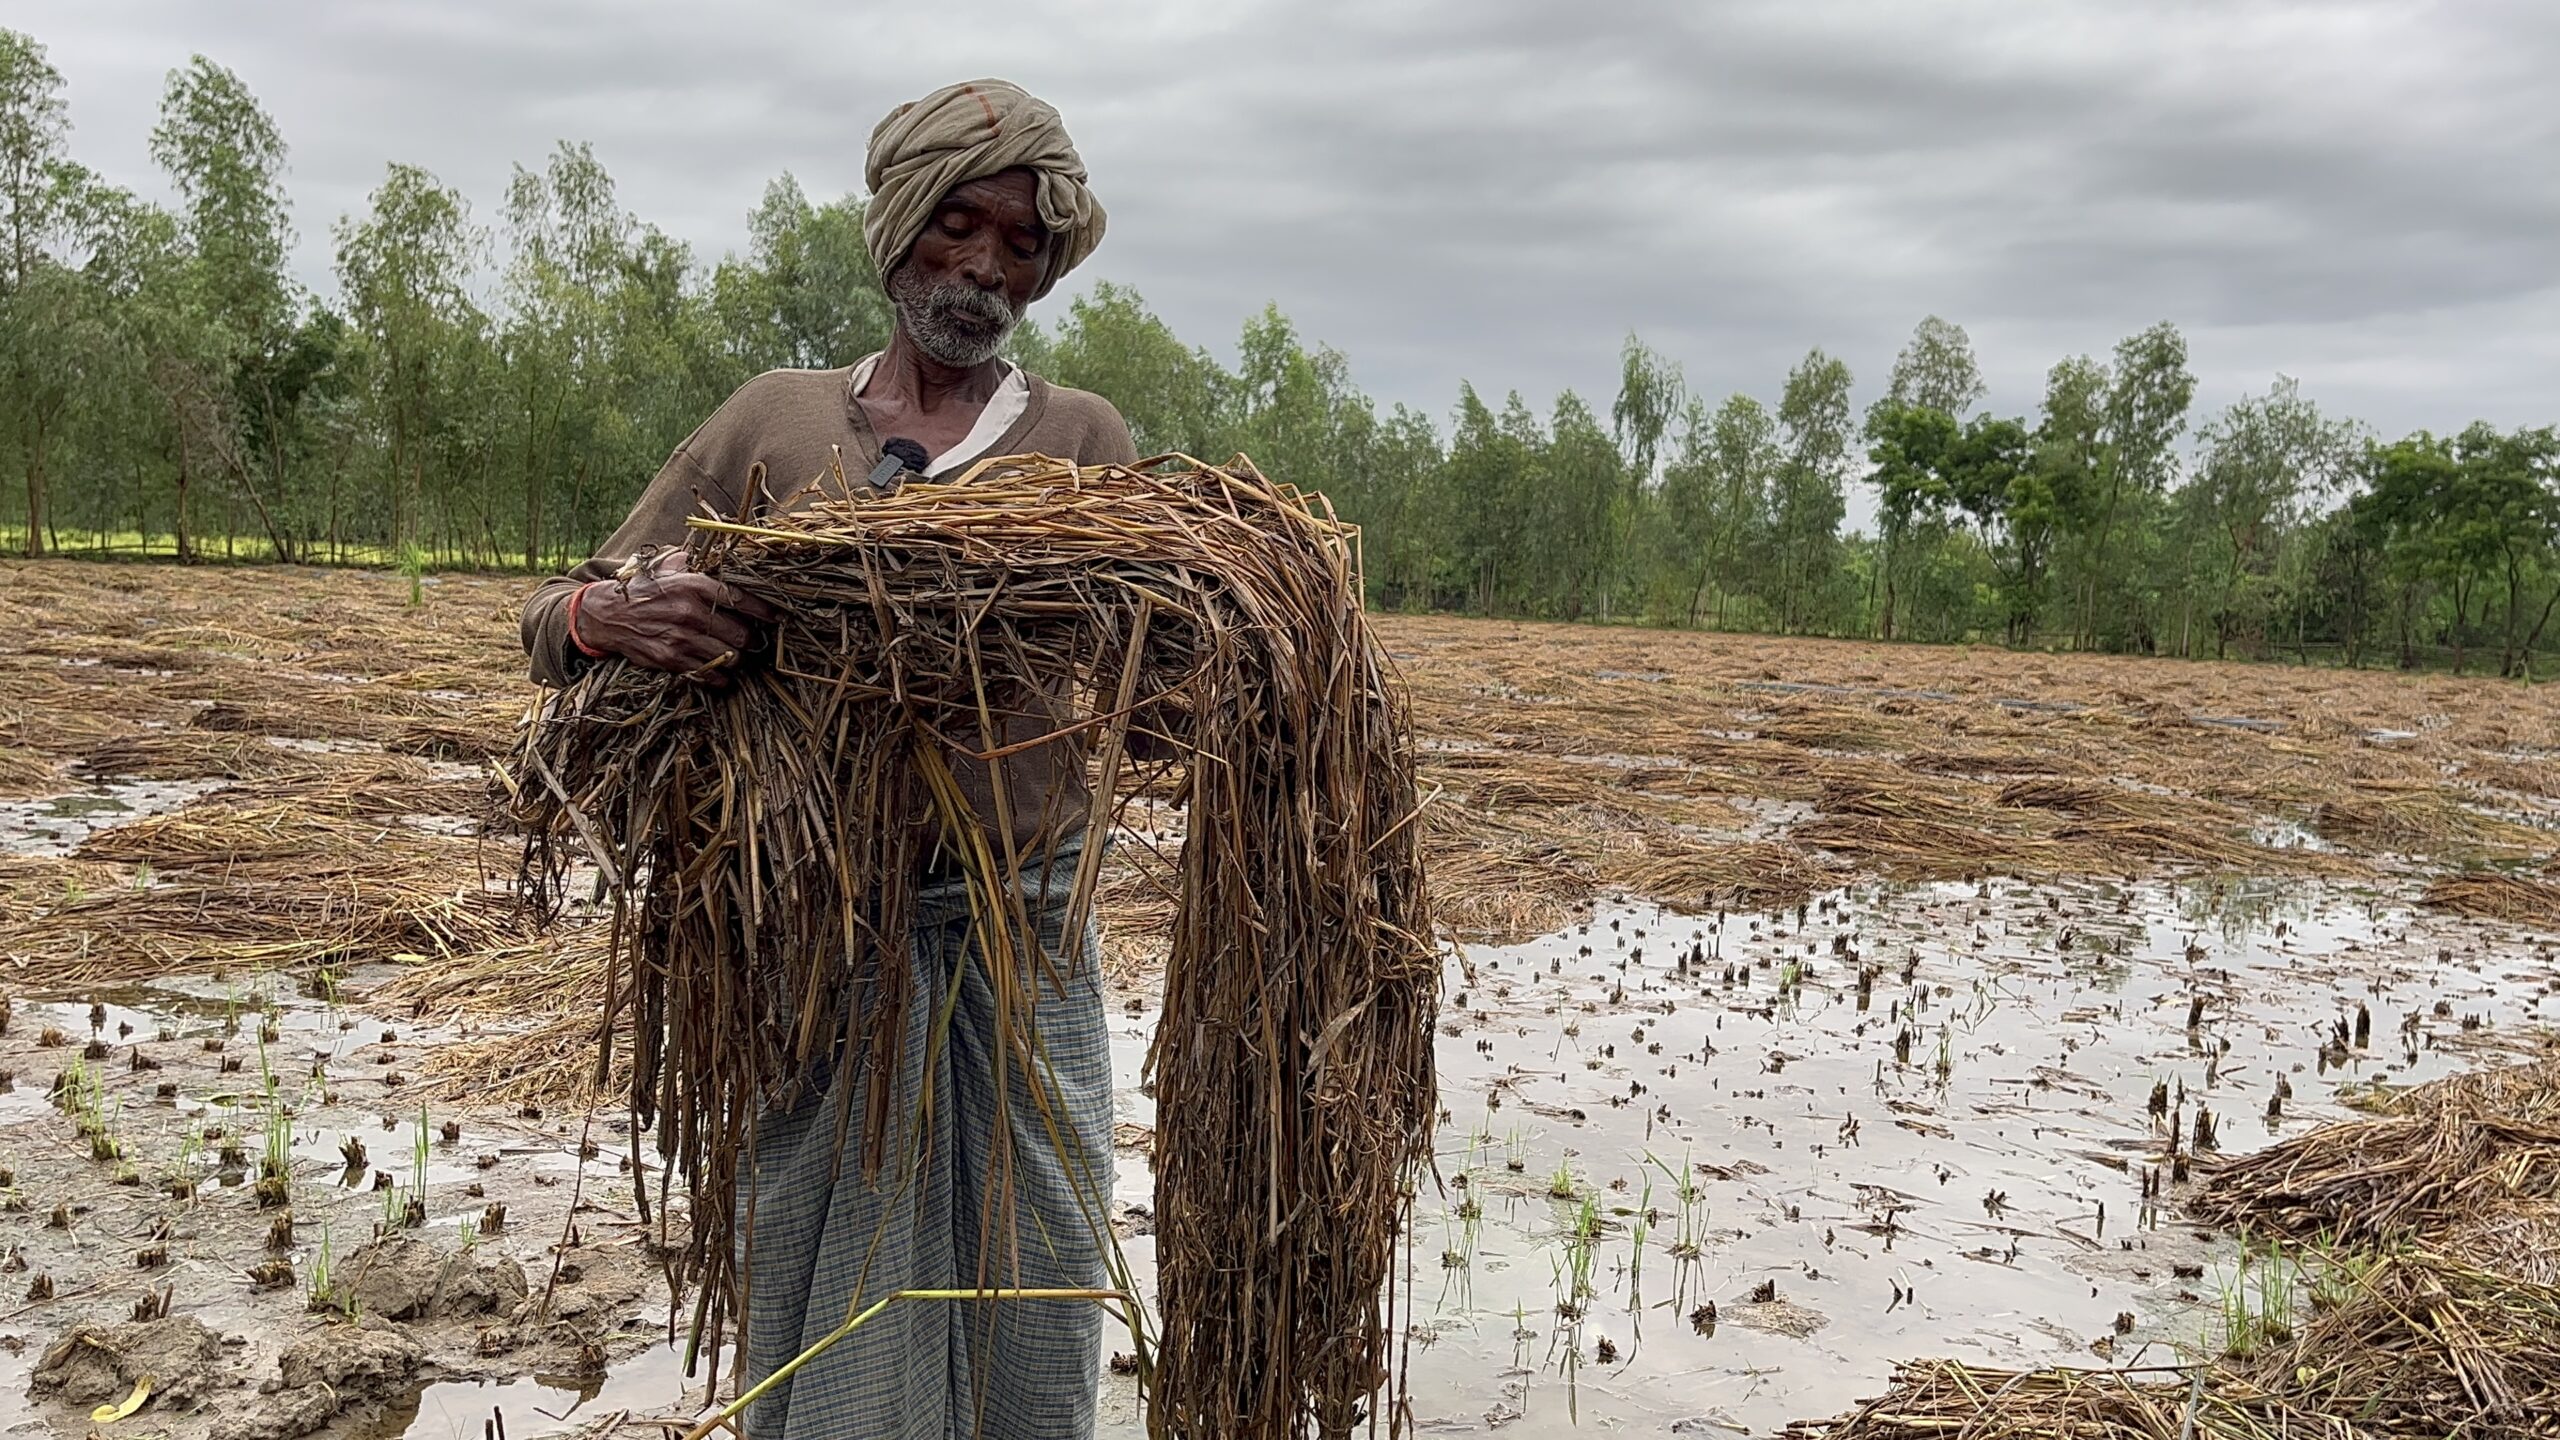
<box><xmin>849</xmin><ymin>353</ymin><xmax>1031</xmax><ymax>477</ymax></box>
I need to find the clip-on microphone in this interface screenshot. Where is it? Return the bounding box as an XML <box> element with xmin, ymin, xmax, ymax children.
<box><xmin>864</xmin><ymin>437</ymin><xmax>930</xmax><ymax>496</ymax></box>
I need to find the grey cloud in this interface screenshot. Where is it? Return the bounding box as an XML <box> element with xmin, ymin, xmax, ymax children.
<box><xmin>15</xmin><ymin>0</ymin><xmax>2558</xmax><ymax>486</ymax></box>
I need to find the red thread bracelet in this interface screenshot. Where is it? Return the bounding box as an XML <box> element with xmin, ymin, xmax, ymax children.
<box><xmin>566</xmin><ymin>581</ymin><xmax>609</xmax><ymax>660</ymax></box>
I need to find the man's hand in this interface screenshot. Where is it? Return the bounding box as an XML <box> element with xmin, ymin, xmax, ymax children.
<box><xmin>574</xmin><ymin>550</ymin><xmax>779</xmax><ymax>680</ymax></box>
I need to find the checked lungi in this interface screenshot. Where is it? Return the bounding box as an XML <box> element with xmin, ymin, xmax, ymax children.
<box><xmin>736</xmin><ymin>843</ymin><xmax>1118</xmax><ymax>1440</ymax></box>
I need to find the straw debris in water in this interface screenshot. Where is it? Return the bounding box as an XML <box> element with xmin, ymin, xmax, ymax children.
<box><xmin>2192</xmin><ymin>1055</ymin><xmax>2560</xmax><ymax>1266</ymax></box>
<box><xmin>1783</xmin><ymin>1246</ymin><xmax>2560</xmax><ymax>1440</ymax></box>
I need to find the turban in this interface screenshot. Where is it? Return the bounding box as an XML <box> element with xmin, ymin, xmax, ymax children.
<box><xmin>864</xmin><ymin>79</ymin><xmax>1105</xmax><ymax>301</ymax></box>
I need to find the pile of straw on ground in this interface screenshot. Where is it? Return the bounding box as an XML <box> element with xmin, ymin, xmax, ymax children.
<box><xmin>0</xmin><ymin>872</ymin><xmax>514</xmax><ymax>980</ymax></box>
<box><xmin>1787</xmin><ymin>814</ymin><xmax>2091</xmax><ymax>880</ymax></box>
<box><xmin>1600</xmin><ymin>835</ymin><xmax>1843</xmax><ymax>913</ymax></box>
<box><xmin>1417</xmin><ymin>803</ymin><xmax>1592</xmax><ymax>938</ymax></box>
<box><xmin>2191</xmin><ymin>1056</ymin><xmax>2560</xmax><ymax>1276</ymax></box>
<box><xmin>9</xmin><ymin>553</ymin><xmax>2559</xmax><ymax>956</ymax></box>
<box><xmin>1814</xmin><ymin>776</ymin><xmax>1987</xmax><ymax>825</ymax></box>
<box><xmin>1782</xmin><ymin>1247</ymin><xmax>2560</xmax><ymax>1440</ymax></box>
<box><xmin>2312</xmin><ymin>784</ymin><xmax>2549</xmax><ymax>855</ymax></box>
<box><xmin>1776</xmin><ymin>1359</ymin><xmax>2327</xmax><ymax>1440</ymax></box>
<box><xmin>508</xmin><ymin>455</ymin><xmax>1437</xmax><ymax>1438</ymax></box>
<box><xmin>2248</xmin><ymin>1248</ymin><xmax>2560</xmax><ymax>1435</ymax></box>
<box><xmin>2423</xmin><ymin>872</ymin><xmax>2560</xmax><ymax>926</ymax></box>
<box><xmin>0</xmin><ymin>742</ymin><xmax>57</xmax><ymax>796</ymax></box>
<box><xmin>1904</xmin><ymin>748</ymin><xmax>2089</xmax><ymax>778</ymax></box>
<box><xmin>7</xmin><ymin>549</ymin><xmax>2560</xmax><ymax>1107</ymax></box>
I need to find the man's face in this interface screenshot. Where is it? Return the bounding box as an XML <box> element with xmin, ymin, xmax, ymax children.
<box><xmin>888</xmin><ymin>168</ymin><xmax>1052</xmax><ymax>367</ymax></box>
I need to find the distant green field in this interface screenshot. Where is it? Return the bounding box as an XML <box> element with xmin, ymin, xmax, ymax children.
<box><xmin>6</xmin><ymin>529</ymin><xmax>2551</xmax><ymax>680</ymax></box>
<box><xmin>0</xmin><ymin>528</ymin><xmax>526</xmax><ymax>572</ymax></box>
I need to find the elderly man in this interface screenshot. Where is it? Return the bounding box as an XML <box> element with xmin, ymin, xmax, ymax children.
<box><xmin>520</xmin><ymin>81</ymin><xmax>1135</xmax><ymax>1440</ymax></box>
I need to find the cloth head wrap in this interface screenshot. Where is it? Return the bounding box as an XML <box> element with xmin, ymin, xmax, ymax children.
<box><xmin>864</xmin><ymin>79</ymin><xmax>1105</xmax><ymax>301</ymax></box>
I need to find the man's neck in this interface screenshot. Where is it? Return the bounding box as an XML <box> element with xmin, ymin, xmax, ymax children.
<box><xmin>870</xmin><ymin>331</ymin><xmax>1004</xmax><ymax>413</ymax></box>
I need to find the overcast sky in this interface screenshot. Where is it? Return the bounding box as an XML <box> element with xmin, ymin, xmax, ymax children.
<box><xmin>17</xmin><ymin>0</ymin><xmax>2560</xmax><ymax>511</ymax></box>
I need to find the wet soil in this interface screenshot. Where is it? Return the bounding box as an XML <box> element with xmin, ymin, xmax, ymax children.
<box><xmin>7</xmin><ymin>808</ymin><xmax>2558</xmax><ymax>1438</ymax></box>
<box><xmin>1082</xmin><ymin>872</ymin><xmax>2555</xmax><ymax>1438</ymax></box>
<box><xmin>1362</xmin><ymin>877</ymin><xmax>2556</xmax><ymax>1436</ymax></box>
<box><xmin>5</xmin><ymin>561</ymin><xmax>2558</xmax><ymax>1435</ymax></box>
<box><xmin>0</xmin><ymin>968</ymin><xmax>684</xmax><ymax>1440</ymax></box>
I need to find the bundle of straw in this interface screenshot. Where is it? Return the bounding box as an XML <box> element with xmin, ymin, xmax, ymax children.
<box><xmin>508</xmin><ymin>455</ymin><xmax>1437</xmax><ymax>1438</ymax></box>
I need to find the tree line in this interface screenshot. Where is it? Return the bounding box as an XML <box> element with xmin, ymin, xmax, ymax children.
<box><xmin>5</xmin><ymin>33</ymin><xmax>2556</xmax><ymax>673</ymax></box>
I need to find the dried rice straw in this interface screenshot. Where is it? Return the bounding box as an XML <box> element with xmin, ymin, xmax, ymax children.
<box><xmin>509</xmin><ymin>454</ymin><xmax>1438</xmax><ymax>1439</ymax></box>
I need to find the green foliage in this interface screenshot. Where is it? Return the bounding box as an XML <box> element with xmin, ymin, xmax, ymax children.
<box><xmin>714</xmin><ymin>172</ymin><xmax>888</xmax><ymax>373</ymax></box>
<box><xmin>1770</xmin><ymin>349</ymin><xmax>1857</xmax><ymax>634</ymax></box>
<box><xmin>1022</xmin><ymin>281</ymin><xmax>1229</xmax><ymax>459</ymax></box>
<box><xmin>2211</xmin><ymin>1233</ymin><xmax>2302</xmax><ymax>1359</ymax></box>
<box><xmin>1880</xmin><ymin>315</ymin><xmax>1986</xmax><ymax>417</ymax></box>
<box><xmin>397</xmin><ymin>542</ymin><xmax>427</xmax><ymax>606</ymax></box>
<box><xmin>4</xmin><ymin>26</ymin><xmax>2559</xmax><ymax>676</ymax></box>
<box><xmin>2353</xmin><ymin>424</ymin><xmax>2560</xmax><ymax>674</ymax></box>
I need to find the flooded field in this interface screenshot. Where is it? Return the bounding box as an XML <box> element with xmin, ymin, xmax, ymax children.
<box><xmin>1387</xmin><ymin>880</ymin><xmax>2551</xmax><ymax>1435</ymax></box>
<box><xmin>3</xmin><ymin>559</ymin><xmax>2558</xmax><ymax>1438</ymax></box>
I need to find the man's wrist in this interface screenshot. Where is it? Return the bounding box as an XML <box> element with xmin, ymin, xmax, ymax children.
<box><xmin>566</xmin><ymin>581</ymin><xmax>612</xmax><ymax>660</ymax></box>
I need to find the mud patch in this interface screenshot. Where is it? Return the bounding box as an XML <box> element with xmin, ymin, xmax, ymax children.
<box><xmin>352</xmin><ymin>1341</ymin><xmax>695</xmax><ymax>1440</ymax></box>
<box><xmin>1731</xmin><ymin>1297</ymin><xmax>1831</xmax><ymax>1339</ymax></box>
<box><xmin>210</xmin><ymin>1382</ymin><xmax>340</xmax><ymax>1440</ymax></box>
<box><xmin>280</xmin><ymin>1322</ymin><xmax>426</xmax><ymax>1392</ymax></box>
<box><xmin>202</xmin><ymin>1324</ymin><xmax>426</xmax><ymax>1440</ymax></box>
<box><xmin>1362</xmin><ymin>873</ymin><xmax>2560</xmax><ymax>1437</ymax></box>
<box><xmin>30</xmin><ymin>1314</ymin><xmax>225</xmax><ymax>1410</ymax></box>
<box><xmin>316</xmin><ymin>1235</ymin><xmax>528</xmax><ymax>1322</ymax></box>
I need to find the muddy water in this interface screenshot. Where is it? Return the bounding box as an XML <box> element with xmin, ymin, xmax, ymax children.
<box><xmin>351</xmin><ymin>1341</ymin><xmax>690</xmax><ymax>1440</ymax></box>
<box><xmin>1089</xmin><ymin>875</ymin><xmax>2553</xmax><ymax>1437</ymax></box>
<box><xmin>0</xmin><ymin>777</ymin><xmax>218</xmax><ymax>856</ymax></box>
<box><xmin>8</xmin><ymin>874</ymin><xmax>2550</xmax><ymax>1439</ymax></box>
<box><xmin>1376</xmin><ymin>877</ymin><xmax>2550</xmax><ymax>1435</ymax></box>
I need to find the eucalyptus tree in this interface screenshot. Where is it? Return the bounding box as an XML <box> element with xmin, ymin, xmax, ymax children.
<box><xmin>1769</xmin><ymin>349</ymin><xmax>1855</xmax><ymax>633</ymax></box>
<box><xmin>2466</xmin><ymin>425</ymin><xmax>2560</xmax><ymax>677</ymax></box>
<box><xmin>1234</xmin><ymin>306</ymin><xmax>1386</xmax><ymax>590</ymax></box>
<box><xmin>501</xmin><ymin>142</ymin><xmax>645</xmax><ymax>567</ymax></box>
<box><xmin>1938</xmin><ymin>414</ymin><xmax>2039</xmax><ymax>641</ymax></box>
<box><xmin>1863</xmin><ymin>317</ymin><xmax>1988</xmax><ymax>637</ymax></box>
<box><xmin>1444</xmin><ymin>384</ymin><xmax>1536</xmax><ymax>614</ymax></box>
<box><xmin>2074</xmin><ymin>322</ymin><xmax>2196</xmax><ymax>647</ymax></box>
<box><xmin>1357</xmin><ymin>404</ymin><xmax>1446</xmax><ymax>610</ymax></box>
<box><xmin>1544</xmin><ymin>389</ymin><xmax>1623</xmax><ymax>620</ymax></box>
<box><xmin>1014</xmin><ymin>282</ymin><xmax>1232</xmax><ymax>458</ymax></box>
<box><xmin>2188</xmin><ymin>377</ymin><xmax>2361</xmax><ymax>657</ymax></box>
<box><xmin>1701</xmin><ymin>394</ymin><xmax>1780</xmax><ymax>627</ymax></box>
<box><xmin>1879</xmin><ymin>315</ymin><xmax>1986</xmax><ymax>418</ymax></box>
<box><xmin>1606</xmin><ymin>335</ymin><xmax>1682</xmax><ymax>620</ymax></box>
<box><xmin>335</xmin><ymin>163</ymin><xmax>488</xmax><ymax>554</ymax></box>
<box><xmin>146</xmin><ymin>55</ymin><xmax>326</xmax><ymax>558</ymax></box>
<box><xmin>0</xmin><ymin>28</ymin><xmax>69</xmax><ymax>552</ymax></box>
<box><xmin>1864</xmin><ymin>401</ymin><xmax>1957</xmax><ymax>640</ymax></box>
<box><xmin>714</xmin><ymin>173</ymin><xmax>888</xmax><ymax>373</ymax></box>
<box><xmin>1656</xmin><ymin>399</ymin><xmax>1720</xmax><ymax>625</ymax></box>
<box><xmin>2344</xmin><ymin>426</ymin><xmax>2560</xmax><ymax>674</ymax></box>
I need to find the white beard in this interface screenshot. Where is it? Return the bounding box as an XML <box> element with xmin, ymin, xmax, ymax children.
<box><xmin>887</xmin><ymin>266</ymin><xmax>1022</xmax><ymax>367</ymax></box>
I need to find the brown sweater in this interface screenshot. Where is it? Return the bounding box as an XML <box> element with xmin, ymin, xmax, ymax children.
<box><xmin>521</xmin><ymin>364</ymin><xmax>1141</xmax><ymax>848</ymax></box>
